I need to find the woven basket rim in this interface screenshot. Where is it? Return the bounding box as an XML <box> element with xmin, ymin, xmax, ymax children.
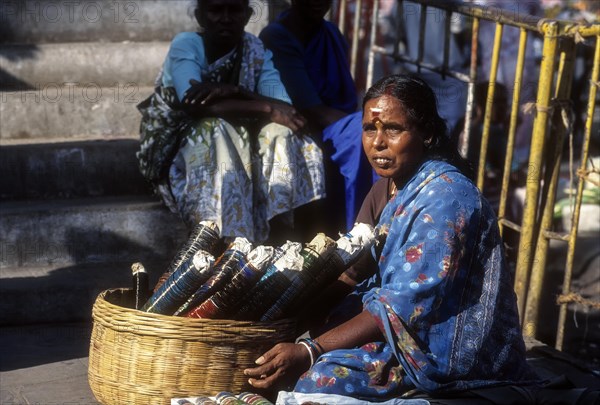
<box><xmin>92</xmin><ymin>288</ymin><xmax>297</xmax><ymax>342</ymax></box>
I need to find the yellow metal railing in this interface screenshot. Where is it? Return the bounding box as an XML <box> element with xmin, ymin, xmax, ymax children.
<box><xmin>555</xmin><ymin>27</ymin><xmax>600</xmax><ymax>350</ymax></box>
<box><xmin>339</xmin><ymin>0</ymin><xmax>600</xmax><ymax>352</ymax></box>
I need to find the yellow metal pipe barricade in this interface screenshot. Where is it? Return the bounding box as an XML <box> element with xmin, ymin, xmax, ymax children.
<box><xmin>498</xmin><ymin>28</ymin><xmax>528</xmax><ymax>237</ymax></box>
<box><xmin>442</xmin><ymin>9</ymin><xmax>452</xmax><ymax>78</ymax></box>
<box><xmin>353</xmin><ymin>0</ymin><xmax>599</xmax><ymax>343</ymax></box>
<box><xmin>338</xmin><ymin>0</ymin><xmax>347</xmax><ymax>33</ymax></box>
<box><xmin>366</xmin><ymin>0</ymin><xmax>380</xmax><ymax>90</ymax></box>
<box><xmin>392</xmin><ymin>1</ymin><xmax>404</xmax><ymax>62</ymax></box>
<box><xmin>416</xmin><ymin>0</ymin><xmax>541</xmax><ymax>31</ymax></box>
<box><xmin>417</xmin><ymin>3</ymin><xmax>427</xmax><ymax>74</ymax></box>
<box><xmin>461</xmin><ymin>17</ymin><xmax>480</xmax><ymax>160</ymax></box>
<box><xmin>476</xmin><ymin>22</ymin><xmax>503</xmax><ymax>191</ymax></box>
<box><xmin>350</xmin><ymin>0</ymin><xmax>362</xmax><ymax>80</ymax></box>
<box><xmin>523</xmin><ymin>41</ymin><xmax>577</xmax><ymax>339</ymax></box>
<box><xmin>556</xmin><ymin>32</ymin><xmax>600</xmax><ymax>350</ymax></box>
<box><xmin>514</xmin><ymin>21</ymin><xmax>559</xmax><ymax>321</ymax></box>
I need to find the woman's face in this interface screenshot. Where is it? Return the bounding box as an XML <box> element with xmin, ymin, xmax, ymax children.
<box><xmin>362</xmin><ymin>95</ymin><xmax>425</xmax><ymax>181</ymax></box>
<box><xmin>292</xmin><ymin>0</ymin><xmax>332</xmax><ymax>22</ymax></box>
<box><xmin>197</xmin><ymin>0</ymin><xmax>251</xmax><ymax>49</ymax></box>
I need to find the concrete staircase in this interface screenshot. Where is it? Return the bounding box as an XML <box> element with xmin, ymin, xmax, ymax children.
<box><xmin>0</xmin><ymin>0</ymin><xmax>271</xmax><ymax>326</ymax></box>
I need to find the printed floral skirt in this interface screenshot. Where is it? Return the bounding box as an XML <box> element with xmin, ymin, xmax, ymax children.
<box><xmin>164</xmin><ymin>118</ymin><xmax>325</xmax><ymax>243</ymax></box>
<box><xmin>294</xmin><ymin>342</ymin><xmax>411</xmax><ymax>401</ymax></box>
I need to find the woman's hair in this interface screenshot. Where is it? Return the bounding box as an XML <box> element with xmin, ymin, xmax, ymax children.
<box><xmin>195</xmin><ymin>0</ymin><xmax>250</xmax><ymax>12</ymax></box>
<box><xmin>363</xmin><ymin>74</ymin><xmax>474</xmax><ymax>179</ymax></box>
<box><xmin>193</xmin><ymin>0</ymin><xmax>251</xmax><ymax>33</ymax></box>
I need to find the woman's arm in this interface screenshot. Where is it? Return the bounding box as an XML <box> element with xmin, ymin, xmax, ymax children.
<box><xmin>301</xmin><ymin>104</ymin><xmax>348</xmax><ymax>132</ymax></box>
<box><xmin>182</xmin><ymin>79</ymin><xmax>293</xmax><ymax>107</ymax></box>
<box><xmin>296</xmin><ymin>180</ymin><xmax>387</xmax><ymax>332</ymax></box>
<box><xmin>312</xmin><ymin>310</ymin><xmax>382</xmax><ymax>352</ymax></box>
<box><xmin>181</xmin><ymin>80</ymin><xmax>306</xmax><ymax>132</ymax></box>
<box><xmin>243</xmin><ymin>310</ymin><xmax>382</xmax><ymax>390</ymax></box>
<box><xmin>260</xmin><ymin>27</ymin><xmax>350</xmax><ymax>131</ymax></box>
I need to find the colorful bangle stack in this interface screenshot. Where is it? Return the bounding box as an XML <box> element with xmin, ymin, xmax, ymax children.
<box><xmin>297</xmin><ymin>337</ymin><xmax>324</xmax><ymax>366</ymax></box>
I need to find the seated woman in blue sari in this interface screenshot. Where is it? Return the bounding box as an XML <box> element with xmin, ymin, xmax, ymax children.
<box><xmin>260</xmin><ymin>0</ymin><xmax>374</xmax><ymax>234</ymax></box>
<box><xmin>244</xmin><ymin>75</ymin><xmax>534</xmax><ymax>400</ymax></box>
<box><xmin>137</xmin><ymin>0</ymin><xmax>325</xmax><ymax>244</ymax></box>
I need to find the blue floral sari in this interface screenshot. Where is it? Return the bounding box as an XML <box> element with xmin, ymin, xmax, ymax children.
<box><xmin>295</xmin><ymin>160</ymin><xmax>533</xmax><ymax>400</ymax></box>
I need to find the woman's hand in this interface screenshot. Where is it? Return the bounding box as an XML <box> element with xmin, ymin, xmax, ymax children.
<box><xmin>267</xmin><ymin>103</ymin><xmax>307</xmax><ymax>133</ymax></box>
<box><xmin>243</xmin><ymin>342</ymin><xmax>311</xmax><ymax>390</ymax></box>
<box><xmin>183</xmin><ymin>79</ymin><xmax>239</xmax><ymax>106</ymax></box>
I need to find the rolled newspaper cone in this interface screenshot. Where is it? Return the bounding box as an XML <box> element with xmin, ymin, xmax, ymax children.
<box><xmin>153</xmin><ymin>221</ymin><xmax>221</xmax><ymax>292</ymax></box>
<box><xmin>141</xmin><ymin>250</ymin><xmax>215</xmax><ymax>315</ymax></box>
<box><xmin>131</xmin><ymin>262</ymin><xmax>149</xmax><ymax>310</ymax></box>
<box><xmin>174</xmin><ymin>238</ymin><xmax>252</xmax><ymax>316</ymax></box>
<box><xmin>187</xmin><ymin>246</ymin><xmax>274</xmax><ymax>319</ymax></box>
<box><xmin>260</xmin><ymin>233</ymin><xmax>336</xmax><ymax>321</ymax></box>
<box><xmin>234</xmin><ymin>241</ymin><xmax>304</xmax><ymax>321</ymax></box>
<box><xmin>288</xmin><ymin>223</ymin><xmax>376</xmax><ymax>316</ymax></box>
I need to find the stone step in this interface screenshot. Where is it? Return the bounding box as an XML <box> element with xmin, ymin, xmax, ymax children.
<box><xmin>0</xmin><ymin>0</ymin><xmax>268</xmax><ymax>45</ymax></box>
<box><xmin>0</xmin><ymin>84</ymin><xmax>153</xmax><ymax>141</ymax></box>
<box><xmin>0</xmin><ymin>42</ymin><xmax>168</xmax><ymax>90</ymax></box>
<box><xmin>0</xmin><ymin>139</ymin><xmax>150</xmax><ymax>200</ymax></box>
<box><xmin>0</xmin><ymin>196</ymin><xmax>187</xmax><ymax>268</ymax></box>
<box><xmin>0</xmin><ymin>260</ymin><xmax>170</xmax><ymax>325</ymax></box>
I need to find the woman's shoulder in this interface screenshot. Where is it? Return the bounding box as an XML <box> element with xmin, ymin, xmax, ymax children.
<box><xmin>322</xmin><ymin>19</ymin><xmax>348</xmax><ymax>43</ymax></box>
<box><xmin>171</xmin><ymin>31</ymin><xmax>202</xmax><ymax>45</ymax></box>
<box><xmin>413</xmin><ymin>160</ymin><xmax>481</xmax><ymax>202</ymax></box>
<box><xmin>168</xmin><ymin>32</ymin><xmax>205</xmax><ymax>55</ymax></box>
<box><xmin>260</xmin><ymin>20</ymin><xmax>286</xmax><ymax>36</ymax></box>
<box><xmin>371</xmin><ymin>177</ymin><xmax>389</xmax><ymax>193</ymax></box>
<box><xmin>259</xmin><ymin>21</ymin><xmax>298</xmax><ymax>49</ymax></box>
<box><xmin>243</xmin><ymin>31</ymin><xmax>266</xmax><ymax>48</ymax></box>
<box><xmin>323</xmin><ymin>19</ymin><xmax>344</xmax><ymax>34</ymax></box>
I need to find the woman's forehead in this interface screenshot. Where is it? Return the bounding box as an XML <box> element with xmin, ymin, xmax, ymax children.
<box><xmin>201</xmin><ymin>0</ymin><xmax>248</xmax><ymax>8</ymax></box>
<box><xmin>364</xmin><ymin>96</ymin><xmax>406</xmax><ymax>115</ymax></box>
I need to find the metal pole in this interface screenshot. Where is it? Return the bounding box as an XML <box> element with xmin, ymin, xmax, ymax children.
<box><xmin>350</xmin><ymin>0</ymin><xmax>363</xmax><ymax>80</ymax></box>
<box><xmin>498</xmin><ymin>28</ymin><xmax>528</xmax><ymax>236</ymax></box>
<box><xmin>366</xmin><ymin>0</ymin><xmax>380</xmax><ymax>90</ymax></box>
<box><xmin>523</xmin><ymin>42</ymin><xmax>576</xmax><ymax>339</ymax></box>
<box><xmin>514</xmin><ymin>21</ymin><xmax>559</xmax><ymax>322</ymax></box>
<box><xmin>442</xmin><ymin>9</ymin><xmax>451</xmax><ymax>79</ymax></box>
<box><xmin>476</xmin><ymin>22</ymin><xmax>503</xmax><ymax>191</ymax></box>
<box><xmin>416</xmin><ymin>4</ymin><xmax>427</xmax><ymax>74</ymax></box>
<box><xmin>461</xmin><ymin>17</ymin><xmax>480</xmax><ymax>160</ymax></box>
<box><xmin>556</xmin><ymin>33</ymin><xmax>600</xmax><ymax>350</ymax></box>
<box><xmin>339</xmin><ymin>0</ymin><xmax>347</xmax><ymax>32</ymax></box>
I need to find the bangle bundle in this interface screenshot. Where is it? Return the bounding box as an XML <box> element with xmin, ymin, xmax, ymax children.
<box><xmin>297</xmin><ymin>338</ymin><xmax>324</xmax><ymax>367</ymax></box>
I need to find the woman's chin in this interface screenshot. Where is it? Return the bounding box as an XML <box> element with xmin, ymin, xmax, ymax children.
<box><xmin>373</xmin><ymin>169</ymin><xmax>394</xmax><ymax>179</ymax></box>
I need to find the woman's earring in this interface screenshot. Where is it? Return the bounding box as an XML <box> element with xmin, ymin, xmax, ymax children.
<box><xmin>424</xmin><ymin>138</ymin><xmax>432</xmax><ymax>147</ymax></box>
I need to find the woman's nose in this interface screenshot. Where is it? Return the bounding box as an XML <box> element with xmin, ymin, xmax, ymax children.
<box><xmin>220</xmin><ymin>7</ymin><xmax>232</xmax><ymax>22</ymax></box>
<box><xmin>372</xmin><ymin>130</ymin><xmax>386</xmax><ymax>149</ymax></box>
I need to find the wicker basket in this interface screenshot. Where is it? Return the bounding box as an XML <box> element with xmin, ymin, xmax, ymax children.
<box><xmin>88</xmin><ymin>288</ymin><xmax>297</xmax><ymax>405</ymax></box>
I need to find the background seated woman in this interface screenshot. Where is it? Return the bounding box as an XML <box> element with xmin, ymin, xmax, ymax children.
<box><xmin>138</xmin><ymin>0</ymin><xmax>325</xmax><ymax>244</ymax></box>
<box><xmin>260</xmin><ymin>0</ymin><xmax>375</xmax><ymax>236</ymax></box>
<box><xmin>244</xmin><ymin>75</ymin><xmax>535</xmax><ymax>401</ymax></box>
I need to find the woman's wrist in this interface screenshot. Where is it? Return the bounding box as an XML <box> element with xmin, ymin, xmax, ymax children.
<box><xmin>297</xmin><ymin>341</ymin><xmax>315</xmax><ymax>366</ymax></box>
<box><xmin>297</xmin><ymin>337</ymin><xmax>324</xmax><ymax>367</ymax></box>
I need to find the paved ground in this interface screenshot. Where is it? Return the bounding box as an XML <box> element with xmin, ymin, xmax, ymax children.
<box><xmin>1</xmin><ymin>323</ymin><xmax>599</xmax><ymax>405</ymax></box>
<box><xmin>0</xmin><ymin>323</ymin><xmax>99</xmax><ymax>405</ymax></box>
